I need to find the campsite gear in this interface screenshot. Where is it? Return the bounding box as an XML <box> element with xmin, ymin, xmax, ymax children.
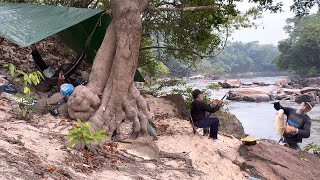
<box><xmin>193</xmin><ymin>117</ymin><xmax>219</xmax><ymax>139</ymax></box>
<box><xmin>60</xmin><ymin>83</ymin><xmax>74</xmax><ymax>96</ymax></box>
<box><xmin>241</xmin><ymin>136</ymin><xmax>258</xmax><ymax>146</ymax></box>
<box><xmin>49</xmin><ymin>106</ymin><xmax>59</xmax><ymax>116</ymax></box>
<box><xmin>0</xmin><ymin>3</ymin><xmax>144</xmax><ymax>83</ymax></box>
<box><xmin>189</xmin><ymin>114</ymin><xmax>209</xmax><ymax>135</ymax></box>
<box><xmin>32</xmin><ymin>21</ymin><xmax>96</xmax><ymax>86</ymax></box>
<box><xmin>56</xmin><ymin>70</ymin><xmax>65</xmax><ymax>92</ymax></box>
<box><xmin>248</xmin><ymin>176</ymin><xmax>261</xmax><ymax>180</ymax></box>
<box><xmin>42</xmin><ymin>67</ymin><xmax>55</xmax><ymax>78</ymax></box>
<box><xmin>0</xmin><ymin>84</ymin><xmax>17</xmax><ymax>94</ymax></box>
<box><xmin>0</xmin><ymin>76</ymin><xmax>18</xmax><ymax>94</ymax></box>
<box><xmin>0</xmin><ymin>3</ymin><xmax>103</xmax><ymax>47</ymax></box>
<box><xmin>189</xmin><ymin>114</ymin><xmax>198</xmax><ymax>134</ymax></box>
<box><xmin>147</xmin><ymin>123</ymin><xmax>158</xmax><ymax>139</ymax></box>
<box><xmin>275</xmin><ymin>109</ymin><xmax>285</xmax><ymax>142</ymax></box>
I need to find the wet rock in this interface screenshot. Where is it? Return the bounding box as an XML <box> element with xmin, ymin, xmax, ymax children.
<box><xmin>252</xmin><ymin>82</ymin><xmax>269</xmax><ymax>86</ymax></box>
<box><xmin>259</xmin><ymin>82</ymin><xmax>269</xmax><ymax>86</ymax></box>
<box><xmin>239</xmin><ymin>141</ymin><xmax>320</xmax><ymax>180</ymax></box>
<box><xmin>295</xmin><ymin>92</ymin><xmax>318</xmax><ymax>104</ymax></box>
<box><xmin>299</xmin><ymin>77</ymin><xmax>320</xmax><ymax>87</ymax></box>
<box><xmin>34</xmin><ymin>93</ymin><xmax>65</xmax><ymax>114</ymax></box>
<box><xmin>227</xmin><ymin>89</ymin><xmax>270</xmax><ymax>102</ymax></box>
<box><xmin>283</xmin><ymin>89</ymin><xmax>301</xmax><ymax>95</ymax></box>
<box><xmin>218</xmin><ymin>80</ymin><xmax>241</xmax><ymax>88</ymax></box>
<box><xmin>275</xmin><ymin>78</ymin><xmax>289</xmax><ymax>87</ymax></box>
<box><xmin>300</xmin><ymin>87</ymin><xmax>320</xmax><ymax>94</ymax></box>
<box><xmin>57</xmin><ymin>102</ymin><xmax>68</xmax><ymax>117</ymax></box>
<box><xmin>275</xmin><ymin>93</ymin><xmax>287</xmax><ymax>100</ymax></box>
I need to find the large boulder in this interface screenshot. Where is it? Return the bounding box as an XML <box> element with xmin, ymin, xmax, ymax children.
<box><xmin>295</xmin><ymin>92</ymin><xmax>319</xmax><ymax>104</ymax></box>
<box><xmin>300</xmin><ymin>87</ymin><xmax>320</xmax><ymax>94</ymax></box>
<box><xmin>299</xmin><ymin>77</ymin><xmax>320</xmax><ymax>87</ymax></box>
<box><xmin>239</xmin><ymin>141</ymin><xmax>320</xmax><ymax>180</ymax></box>
<box><xmin>144</xmin><ymin>94</ymin><xmax>185</xmax><ymax>119</ymax></box>
<box><xmin>283</xmin><ymin>88</ymin><xmax>301</xmax><ymax>95</ymax></box>
<box><xmin>161</xmin><ymin>94</ymin><xmax>185</xmax><ymax>116</ymax></box>
<box><xmin>227</xmin><ymin>89</ymin><xmax>271</xmax><ymax>102</ymax></box>
<box><xmin>210</xmin><ymin>111</ymin><xmax>245</xmax><ymax>139</ymax></box>
<box><xmin>275</xmin><ymin>78</ymin><xmax>290</xmax><ymax>87</ymax></box>
<box><xmin>252</xmin><ymin>81</ymin><xmax>269</xmax><ymax>86</ymax></box>
<box><xmin>218</xmin><ymin>80</ymin><xmax>241</xmax><ymax>88</ymax></box>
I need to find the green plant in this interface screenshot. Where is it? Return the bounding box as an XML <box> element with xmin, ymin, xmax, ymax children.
<box><xmin>299</xmin><ymin>142</ymin><xmax>320</xmax><ymax>160</ymax></box>
<box><xmin>207</xmin><ymin>83</ymin><xmax>220</xmax><ymax>91</ymax></box>
<box><xmin>303</xmin><ymin>142</ymin><xmax>320</xmax><ymax>156</ymax></box>
<box><xmin>139</xmin><ymin>79</ymin><xmax>186</xmax><ymax>96</ymax></box>
<box><xmin>1</xmin><ymin>63</ymin><xmax>44</xmax><ymax>119</ymax></box>
<box><xmin>65</xmin><ymin>119</ymin><xmax>107</xmax><ymax>148</ymax></box>
<box><xmin>16</xmin><ymin>134</ymin><xmax>23</xmax><ymax>140</ymax></box>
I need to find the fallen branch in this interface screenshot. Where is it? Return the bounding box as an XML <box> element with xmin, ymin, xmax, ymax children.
<box><xmin>95</xmin><ymin>147</ymin><xmax>132</xmax><ymax>162</ymax></box>
<box><xmin>162</xmin><ymin>164</ymin><xmax>204</xmax><ymax>175</ymax></box>
<box><xmin>160</xmin><ymin>151</ymin><xmax>193</xmax><ymax>167</ymax></box>
<box><xmin>118</xmin><ymin>149</ymin><xmax>157</xmax><ymax>162</ymax></box>
<box><xmin>146</xmin><ymin>5</ymin><xmax>220</xmax><ymax>12</ymax></box>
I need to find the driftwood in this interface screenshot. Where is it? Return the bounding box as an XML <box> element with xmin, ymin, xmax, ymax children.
<box><xmin>159</xmin><ymin>151</ymin><xmax>193</xmax><ymax>167</ymax></box>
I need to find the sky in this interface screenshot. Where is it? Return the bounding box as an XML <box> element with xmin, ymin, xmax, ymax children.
<box><xmin>231</xmin><ymin>0</ymin><xmax>297</xmax><ymax>45</ymax></box>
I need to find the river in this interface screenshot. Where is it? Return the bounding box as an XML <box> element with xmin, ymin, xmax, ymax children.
<box><xmin>169</xmin><ymin>76</ymin><xmax>320</xmax><ymax>147</ymax></box>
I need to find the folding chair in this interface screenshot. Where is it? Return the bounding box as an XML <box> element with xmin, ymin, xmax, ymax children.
<box><xmin>189</xmin><ymin>114</ymin><xmax>198</xmax><ymax>134</ymax></box>
<box><xmin>189</xmin><ymin>114</ymin><xmax>209</xmax><ymax>135</ymax></box>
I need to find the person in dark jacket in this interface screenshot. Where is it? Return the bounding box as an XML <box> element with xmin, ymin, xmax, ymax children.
<box><xmin>191</xmin><ymin>89</ymin><xmax>223</xmax><ymax>140</ymax></box>
<box><xmin>274</xmin><ymin>101</ymin><xmax>314</xmax><ymax>149</ymax></box>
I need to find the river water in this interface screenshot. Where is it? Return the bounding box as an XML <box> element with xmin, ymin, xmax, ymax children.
<box><xmin>170</xmin><ymin>76</ymin><xmax>320</xmax><ymax>147</ymax></box>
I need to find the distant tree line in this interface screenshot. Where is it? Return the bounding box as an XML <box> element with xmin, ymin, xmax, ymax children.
<box><xmin>191</xmin><ymin>41</ymin><xmax>280</xmax><ymax>76</ymax></box>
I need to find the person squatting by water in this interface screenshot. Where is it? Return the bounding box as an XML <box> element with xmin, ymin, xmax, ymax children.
<box><xmin>191</xmin><ymin>89</ymin><xmax>223</xmax><ymax>140</ymax></box>
<box><xmin>274</xmin><ymin>101</ymin><xmax>315</xmax><ymax>150</ymax></box>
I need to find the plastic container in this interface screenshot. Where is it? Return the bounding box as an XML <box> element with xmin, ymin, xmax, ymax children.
<box><xmin>43</xmin><ymin>67</ymin><xmax>55</xmax><ymax>78</ymax></box>
<box><xmin>60</xmin><ymin>83</ymin><xmax>74</xmax><ymax>96</ymax></box>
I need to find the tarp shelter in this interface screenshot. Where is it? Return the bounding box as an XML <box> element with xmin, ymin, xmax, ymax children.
<box><xmin>0</xmin><ymin>3</ymin><xmax>144</xmax><ymax>82</ymax></box>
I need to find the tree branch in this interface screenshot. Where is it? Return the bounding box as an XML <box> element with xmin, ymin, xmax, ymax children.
<box><xmin>145</xmin><ymin>5</ymin><xmax>219</xmax><ymax>12</ymax></box>
<box><xmin>140</xmin><ymin>46</ymin><xmax>204</xmax><ymax>58</ymax></box>
<box><xmin>85</xmin><ymin>0</ymin><xmax>95</xmax><ymax>7</ymax></box>
<box><xmin>140</xmin><ymin>45</ymin><xmax>223</xmax><ymax>58</ymax></box>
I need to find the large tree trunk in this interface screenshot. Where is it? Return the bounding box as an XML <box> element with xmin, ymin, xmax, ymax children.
<box><xmin>67</xmin><ymin>0</ymin><xmax>153</xmax><ymax>142</ymax></box>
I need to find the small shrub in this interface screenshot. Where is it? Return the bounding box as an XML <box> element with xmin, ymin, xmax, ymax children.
<box><xmin>299</xmin><ymin>142</ymin><xmax>320</xmax><ymax>160</ymax></box>
<box><xmin>65</xmin><ymin>119</ymin><xmax>107</xmax><ymax>148</ymax></box>
<box><xmin>1</xmin><ymin>63</ymin><xmax>44</xmax><ymax>119</ymax></box>
<box><xmin>303</xmin><ymin>142</ymin><xmax>320</xmax><ymax>156</ymax></box>
<box><xmin>207</xmin><ymin>83</ymin><xmax>220</xmax><ymax>91</ymax></box>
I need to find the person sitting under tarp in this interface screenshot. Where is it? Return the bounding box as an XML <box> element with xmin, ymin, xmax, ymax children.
<box><xmin>191</xmin><ymin>89</ymin><xmax>223</xmax><ymax>140</ymax></box>
<box><xmin>274</xmin><ymin>101</ymin><xmax>314</xmax><ymax>150</ymax></box>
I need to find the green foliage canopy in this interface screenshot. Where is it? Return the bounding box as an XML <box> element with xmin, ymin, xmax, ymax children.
<box><xmin>274</xmin><ymin>13</ymin><xmax>320</xmax><ymax>76</ymax></box>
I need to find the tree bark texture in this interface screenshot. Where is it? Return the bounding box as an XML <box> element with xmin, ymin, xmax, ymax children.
<box><xmin>67</xmin><ymin>0</ymin><xmax>153</xmax><ymax>141</ymax></box>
